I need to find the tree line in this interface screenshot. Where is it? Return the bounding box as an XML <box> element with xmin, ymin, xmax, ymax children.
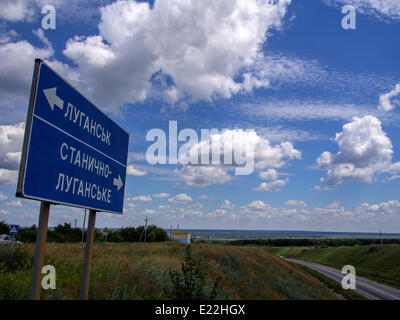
<box><xmin>227</xmin><ymin>238</ymin><xmax>400</xmax><ymax>247</ymax></box>
<box><xmin>0</xmin><ymin>220</ymin><xmax>169</xmax><ymax>243</ymax></box>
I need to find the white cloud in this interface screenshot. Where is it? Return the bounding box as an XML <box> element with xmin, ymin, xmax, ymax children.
<box><xmin>259</xmin><ymin>168</ymin><xmax>278</xmax><ymax>180</ymax></box>
<box><xmin>153</xmin><ymin>193</ymin><xmax>170</xmax><ymax>198</ymax></box>
<box><xmin>0</xmin><ymin>31</ymin><xmax>77</xmax><ymax>122</ymax></box>
<box><xmin>0</xmin><ymin>0</ymin><xmax>34</xmax><ymax>21</ymax></box>
<box><xmin>0</xmin><ymin>122</ymin><xmax>24</xmax><ymax>170</ymax></box>
<box><xmin>6</xmin><ymin>199</ymin><xmax>22</xmax><ymax>207</ymax></box>
<box><xmin>198</xmin><ymin>195</ymin><xmax>208</xmax><ymax>200</ymax></box>
<box><xmin>378</xmin><ymin>83</ymin><xmax>400</xmax><ymax>111</ymax></box>
<box><xmin>313</xmin><ymin>185</ymin><xmax>331</xmax><ymax>192</ymax></box>
<box><xmin>175</xmin><ymin>129</ymin><xmax>300</xmax><ymax>186</ymax></box>
<box><xmin>244</xmin><ymin>100</ymin><xmax>380</xmax><ymax>122</ymax></box>
<box><xmin>207</xmin><ymin>208</ymin><xmax>227</xmax><ymax>218</ymax></box>
<box><xmin>175</xmin><ymin>165</ymin><xmax>232</xmax><ymax>187</ymax></box>
<box><xmin>325</xmin><ymin>0</ymin><xmax>400</xmax><ymax>21</ymax></box>
<box><xmin>384</xmin><ymin>175</ymin><xmax>400</xmax><ymax>182</ymax></box>
<box><xmin>168</xmin><ymin>193</ymin><xmax>192</xmax><ymax>204</ymax></box>
<box><xmin>129</xmin><ymin>195</ymin><xmax>152</xmax><ymax>202</ymax></box>
<box><xmin>126</xmin><ymin>164</ymin><xmax>147</xmax><ymax>176</ymax></box>
<box><xmin>0</xmin><ymin>169</ymin><xmax>18</xmax><ymax>186</ymax></box>
<box><xmin>240</xmin><ymin>200</ymin><xmax>274</xmax><ymax>218</ymax></box>
<box><xmin>356</xmin><ymin>200</ymin><xmax>400</xmax><ymax>218</ymax></box>
<box><xmin>141</xmin><ymin>209</ymin><xmax>157</xmax><ymax>215</ymax></box>
<box><xmin>256</xmin><ymin>178</ymin><xmax>289</xmax><ymax>191</ymax></box>
<box><xmin>0</xmin><ymin>192</ymin><xmax>7</xmax><ymax>201</ymax></box>
<box><xmin>0</xmin><ymin>38</ymin><xmax>53</xmax><ymax>108</ymax></box>
<box><xmin>317</xmin><ymin>115</ymin><xmax>397</xmax><ymax>186</ymax></box>
<box><xmin>221</xmin><ymin>200</ymin><xmax>234</xmax><ymax>209</ymax></box>
<box><xmin>285</xmin><ymin>200</ymin><xmax>307</xmax><ymax>207</ymax></box>
<box><xmin>237</xmin><ymin>198</ymin><xmax>400</xmax><ymax>224</ymax></box>
<box><xmin>63</xmin><ymin>0</ymin><xmax>292</xmax><ymax>109</ymax></box>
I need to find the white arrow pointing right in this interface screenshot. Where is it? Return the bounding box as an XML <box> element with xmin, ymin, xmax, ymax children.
<box><xmin>113</xmin><ymin>175</ymin><xmax>123</xmax><ymax>191</ymax></box>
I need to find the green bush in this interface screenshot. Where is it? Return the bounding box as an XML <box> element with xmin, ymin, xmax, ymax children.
<box><xmin>0</xmin><ymin>246</ymin><xmax>33</xmax><ymax>272</ymax></box>
<box><xmin>166</xmin><ymin>246</ymin><xmax>219</xmax><ymax>300</ymax></box>
<box><xmin>0</xmin><ymin>220</ymin><xmax>9</xmax><ymax>235</ymax></box>
<box><xmin>16</xmin><ymin>225</ymin><xmax>37</xmax><ymax>243</ymax></box>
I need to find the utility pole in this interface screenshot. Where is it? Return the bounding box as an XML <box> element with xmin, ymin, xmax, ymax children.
<box><xmin>74</xmin><ymin>218</ymin><xmax>77</xmax><ymax>229</ymax></box>
<box><xmin>144</xmin><ymin>217</ymin><xmax>148</xmax><ymax>242</ymax></box>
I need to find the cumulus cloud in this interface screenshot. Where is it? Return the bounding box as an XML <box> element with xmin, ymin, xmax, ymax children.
<box><xmin>0</xmin><ymin>30</ymin><xmax>76</xmax><ymax>122</ymax></box>
<box><xmin>317</xmin><ymin>115</ymin><xmax>397</xmax><ymax>186</ymax></box>
<box><xmin>0</xmin><ymin>122</ymin><xmax>24</xmax><ymax>170</ymax></box>
<box><xmin>129</xmin><ymin>195</ymin><xmax>152</xmax><ymax>202</ymax></box>
<box><xmin>0</xmin><ymin>169</ymin><xmax>18</xmax><ymax>186</ymax></box>
<box><xmin>0</xmin><ymin>122</ymin><xmax>21</xmax><ymax>186</ymax></box>
<box><xmin>324</xmin><ymin>0</ymin><xmax>400</xmax><ymax>21</ymax></box>
<box><xmin>285</xmin><ymin>200</ymin><xmax>307</xmax><ymax>207</ymax></box>
<box><xmin>168</xmin><ymin>193</ymin><xmax>192</xmax><ymax>204</ymax></box>
<box><xmin>175</xmin><ymin>165</ymin><xmax>232</xmax><ymax>187</ymax></box>
<box><xmin>175</xmin><ymin>129</ymin><xmax>300</xmax><ymax>187</ymax></box>
<box><xmin>126</xmin><ymin>165</ymin><xmax>147</xmax><ymax>176</ymax></box>
<box><xmin>0</xmin><ymin>0</ymin><xmax>34</xmax><ymax>21</ymax></box>
<box><xmin>240</xmin><ymin>200</ymin><xmax>275</xmax><ymax>218</ymax></box>
<box><xmin>0</xmin><ymin>38</ymin><xmax>53</xmax><ymax>107</ymax></box>
<box><xmin>221</xmin><ymin>200</ymin><xmax>234</xmax><ymax>209</ymax></box>
<box><xmin>6</xmin><ymin>199</ymin><xmax>22</xmax><ymax>207</ymax></box>
<box><xmin>62</xmin><ymin>0</ymin><xmax>292</xmax><ymax>109</ymax></box>
<box><xmin>237</xmin><ymin>199</ymin><xmax>400</xmax><ymax>225</ymax></box>
<box><xmin>153</xmin><ymin>193</ymin><xmax>170</xmax><ymax>198</ymax></box>
<box><xmin>259</xmin><ymin>168</ymin><xmax>279</xmax><ymax>180</ymax></box>
<box><xmin>356</xmin><ymin>200</ymin><xmax>400</xmax><ymax>218</ymax></box>
<box><xmin>0</xmin><ymin>192</ymin><xmax>7</xmax><ymax>201</ymax></box>
<box><xmin>314</xmin><ymin>185</ymin><xmax>331</xmax><ymax>192</ymax></box>
<box><xmin>378</xmin><ymin>83</ymin><xmax>400</xmax><ymax>111</ymax></box>
<box><xmin>256</xmin><ymin>178</ymin><xmax>289</xmax><ymax>191</ymax></box>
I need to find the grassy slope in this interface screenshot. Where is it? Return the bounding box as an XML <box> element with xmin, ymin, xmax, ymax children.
<box><xmin>0</xmin><ymin>242</ymin><xmax>339</xmax><ymax>300</ymax></box>
<box><xmin>268</xmin><ymin>245</ymin><xmax>400</xmax><ymax>289</ymax></box>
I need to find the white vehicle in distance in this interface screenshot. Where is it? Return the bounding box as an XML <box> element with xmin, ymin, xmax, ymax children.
<box><xmin>0</xmin><ymin>234</ymin><xmax>22</xmax><ymax>246</ymax></box>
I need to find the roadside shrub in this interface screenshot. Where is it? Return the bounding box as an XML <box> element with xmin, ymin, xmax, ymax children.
<box><xmin>0</xmin><ymin>246</ymin><xmax>33</xmax><ymax>272</ymax></box>
<box><xmin>0</xmin><ymin>220</ymin><xmax>9</xmax><ymax>235</ymax></box>
<box><xmin>215</xmin><ymin>253</ymin><xmax>240</xmax><ymax>270</ymax></box>
<box><xmin>165</xmin><ymin>245</ymin><xmax>219</xmax><ymax>300</ymax></box>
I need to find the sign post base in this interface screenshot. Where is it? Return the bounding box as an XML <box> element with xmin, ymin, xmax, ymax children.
<box><xmin>30</xmin><ymin>201</ymin><xmax>50</xmax><ymax>300</ymax></box>
<box><xmin>80</xmin><ymin>209</ymin><xmax>96</xmax><ymax>300</ymax></box>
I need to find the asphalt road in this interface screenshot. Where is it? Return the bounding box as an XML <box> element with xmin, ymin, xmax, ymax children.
<box><xmin>287</xmin><ymin>259</ymin><xmax>400</xmax><ymax>300</ymax></box>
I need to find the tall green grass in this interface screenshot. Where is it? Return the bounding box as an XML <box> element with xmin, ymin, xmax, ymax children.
<box><xmin>0</xmin><ymin>242</ymin><xmax>339</xmax><ymax>300</ymax></box>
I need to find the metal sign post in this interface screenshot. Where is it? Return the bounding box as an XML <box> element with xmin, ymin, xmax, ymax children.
<box><xmin>80</xmin><ymin>209</ymin><xmax>96</xmax><ymax>300</ymax></box>
<box><xmin>30</xmin><ymin>201</ymin><xmax>50</xmax><ymax>300</ymax></box>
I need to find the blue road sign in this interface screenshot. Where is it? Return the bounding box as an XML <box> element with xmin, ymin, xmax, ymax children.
<box><xmin>9</xmin><ymin>224</ymin><xmax>19</xmax><ymax>235</ymax></box>
<box><xmin>16</xmin><ymin>60</ymin><xmax>129</xmax><ymax>214</ymax></box>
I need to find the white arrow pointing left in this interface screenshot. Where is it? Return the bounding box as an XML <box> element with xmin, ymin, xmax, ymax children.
<box><xmin>113</xmin><ymin>175</ymin><xmax>123</xmax><ymax>191</ymax></box>
<box><xmin>43</xmin><ymin>87</ymin><xmax>64</xmax><ymax>111</ymax></box>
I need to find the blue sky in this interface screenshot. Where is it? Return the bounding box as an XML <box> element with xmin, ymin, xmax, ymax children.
<box><xmin>1</xmin><ymin>0</ymin><xmax>400</xmax><ymax>232</ymax></box>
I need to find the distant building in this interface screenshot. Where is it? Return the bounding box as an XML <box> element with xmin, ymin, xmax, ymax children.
<box><xmin>171</xmin><ymin>231</ymin><xmax>191</xmax><ymax>244</ymax></box>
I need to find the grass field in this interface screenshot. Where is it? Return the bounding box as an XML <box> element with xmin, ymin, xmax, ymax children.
<box><xmin>0</xmin><ymin>242</ymin><xmax>340</xmax><ymax>300</ymax></box>
<box><xmin>268</xmin><ymin>245</ymin><xmax>400</xmax><ymax>289</ymax></box>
